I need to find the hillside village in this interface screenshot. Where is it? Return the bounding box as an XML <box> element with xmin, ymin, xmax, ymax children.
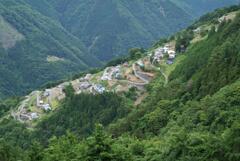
<box><xmin>11</xmin><ymin>10</ymin><xmax>238</xmax><ymax>124</ymax></box>
<box><xmin>11</xmin><ymin>42</ymin><xmax>179</xmax><ymax>124</ymax></box>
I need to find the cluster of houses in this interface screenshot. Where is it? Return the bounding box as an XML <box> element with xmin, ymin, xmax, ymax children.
<box><xmin>91</xmin><ymin>84</ymin><xmax>106</xmax><ymax>94</ymax></box>
<box><xmin>152</xmin><ymin>44</ymin><xmax>176</xmax><ymax>64</ymax></box>
<box><xmin>17</xmin><ymin>72</ymin><xmax>108</xmax><ymax>122</ymax></box>
<box><xmin>78</xmin><ymin>79</ymin><xmax>106</xmax><ymax>94</ymax></box>
<box><xmin>19</xmin><ymin>112</ymin><xmax>39</xmax><ymax>121</ymax></box>
<box><xmin>37</xmin><ymin>90</ymin><xmax>52</xmax><ymax>111</ymax></box>
<box><xmin>79</xmin><ymin>81</ymin><xmax>92</xmax><ymax>91</ymax></box>
<box><xmin>37</xmin><ymin>73</ymin><xmax>107</xmax><ymax>105</ymax></box>
<box><xmin>17</xmin><ymin>90</ymin><xmax>51</xmax><ymax>122</ymax></box>
<box><xmin>79</xmin><ymin>82</ymin><xmax>106</xmax><ymax>94</ymax></box>
<box><xmin>101</xmin><ymin>66</ymin><xmax>122</xmax><ymax>81</ymax></box>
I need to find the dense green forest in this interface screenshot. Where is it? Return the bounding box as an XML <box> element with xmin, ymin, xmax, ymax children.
<box><xmin>0</xmin><ymin>0</ymin><xmax>101</xmax><ymax>99</ymax></box>
<box><xmin>0</xmin><ymin>6</ymin><xmax>240</xmax><ymax>161</ymax></box>
<box><xmin>0</xmin><ymin>0</ymin><xmax>238</xmax><ymax>99</ymax></box>
<box><xmin>33</xmin><ymin>0</ymin><xmax>238</xmax><ymax>61</ymax></box>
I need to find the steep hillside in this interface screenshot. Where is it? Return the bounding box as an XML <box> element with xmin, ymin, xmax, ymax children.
<box><xmin>0</xmin><ymin>1</ymin><xmax>101</xmax><ymax>99</ymax></box>
<box><xmin>39</xmin><ymin>0</ymin><xmax>192</xmax><ymax>60</ymax></box>
<box><xmin>36</xmin><ymin>0</ymin><xmax>238</xmax><ymax>61</ymax></box>
<box><xmin>0</xmin><ymin>6</ymin><xmax>239</xmax><ymax>161</ymax></box>
<box><xmin>170</xmin><ymin>6</ymin><xmax>240</xmax><ymax>99</ymax></box>
<box><xmin>0</xmin><ymin>0</ymin><xmax>238</xmax><ymax>99</ymax></box>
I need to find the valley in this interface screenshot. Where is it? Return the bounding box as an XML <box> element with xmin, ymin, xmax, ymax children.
<box><xmin>0</xmin><ymin>3</ymin><xmax>240</xmax><ymax>161</ymax></box>
<box><xmin>10</xmin><ymin>9</ymin><xmax>239</xmax><ymax>125</ymax></box>
<box><xmin>0</xmin><ymin>0</ymin><xmax>238</xmax><ymax>99</ymax></box>
<box><xmin>11</xmin><ymin>43</ymin><xmax>178</xmax><ymax>124</ymax></box>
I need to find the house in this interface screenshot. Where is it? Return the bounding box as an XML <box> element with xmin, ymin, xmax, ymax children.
<box><xmin>114</xmin><ymin>73</ymin><xmax>122</xmax><ymax>79</ymax></box>
<box><xmin>31</xmin><ymin>113</ymin><xmax>38</xmax><ymax>119</ymax></box>
<box><xmin>155</xmin><ymin>47</ymin><xmax>164</xmax><ymax>53</ymax></box>
<box><xmin>153</xmin><ymin>54</ymin><xmax>164</xmax><ymax>63</ymax></box>
<box><xmin>101</xmin><ymin>75</ymin><xmax>111</xmax><ymax>81</ymax></box>
<box><xmin>39</xmin><ymin>100</ymin><xmax>44</xmax><ymax>105</ymax></box>
<box><xmin>79</xmin><ymin>82</ymin><xmax>91</xmax><ymax>90</ymax></box>
<box><xmin>42</xmin><ymin>104</ymin><xmax>52</xmax><ymax>111</ymax></box>
<box><xmin>43</xmin><ymin>89</ymin><xmax>51</xmax><ymax>97</ymax></box>
<box><xmin>152</xmin><ymin>47</ymin><xmax>166</xmax><ymax>63</ymax></box>
<box><xmin>79</xmin><ymin>77</ymin><xmax>86</xmax><ymax>82</ymax></box>
<box><xmin>163</xmin><ymin>46</ymin><xmax>169</xmax><ymax>53</ymax></box>
<box><xmin>168</xmin><ymin>50</ymin><xmax>176</xmax><ymax>55</ymax></box>
<box><xmin>180</xmin><ymin>45</ymin><xmax>186</xmax><ymax>52</ymax></box>
<box><xmin>168</xmin><ymin>50</ymin><xmax>176</xmax><ymax>59</ymax></box>
<box><xmin>112</xmin><ymin>66</ymin><xmax>122</xmax><ymax>79</ymax></box>
<box><xmin>20</xmin><ymin>114</ymin><xmax>31</xmax><ymax>121</ymax></box>
<box><xmin>169</xmin><ymin>54</ymin><xmax>175</xmax><ymax>59</ymax></box>
<box><xmin>93</xmin><ymin>84</ymin><xmax>106</xmax><ymax>94</ymax></box>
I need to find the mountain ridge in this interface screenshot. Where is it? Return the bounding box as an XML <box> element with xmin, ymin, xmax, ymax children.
<box><xmin>0</xmin><ymin>0</ymin><xmax>238</xmax><ymax>99</ymax></box>
<box><xmin>0</xmin><ymin>5</ymin><xmax>240</xmax><ymax>161</ymax></box>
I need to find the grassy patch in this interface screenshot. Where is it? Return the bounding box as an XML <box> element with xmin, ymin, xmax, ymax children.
<box><xmin>50</xmin><ymin>99</ymin><xmax>60</xmax><ymax>110</ymax></box>
<box><xmin>160</xmin><ymin>54</ymin><xmax>186</xmax><ymax>77</ymax></box>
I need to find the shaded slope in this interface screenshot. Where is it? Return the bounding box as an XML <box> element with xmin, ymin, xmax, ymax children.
<box><xmin>39</xmin><ymin>0</ymin><xmax>193</xmax><ymax>60</ymax></box>
<box><xmin>0</xmin><ymin>1</ymin><xmax>101</xmax><ymax>99</ymax></box>
<box><xmin>37</xmin><ymin>0</ymin><xmax>239</xmax><ymax>61</ymax></box>
<box><xmin>170</xmin><ymin>11</ymin><xmax>240</xmax><ymax>99</ymax></box>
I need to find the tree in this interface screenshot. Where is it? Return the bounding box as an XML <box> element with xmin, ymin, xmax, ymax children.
<box><xmin>43</xmin><ymin>132</ymin><xmax>81</xmax><ymax>161</ymax></box>
<box><xmin>224</xmin><ymin>122</ymin><xmax>240</xmax><ymax>161</ymax></box>
<box><xmin>28</xmin><ymin>141</ymin><xmax>44</xmax><ymax>161</ymax></box>
<box><xmin>84</xmin><ymin>124</ymin><xmax>114</xmax><ymax>161</ymax></box>
<box><xmin>129</xmin><ymin>48</ymin><xmax>145</xmax><ymax>60</ymax></box>
<box><xmin>0</xmin><ymin>139</ymin><xmax>29</xmax><ymax>161</ymax></box>
<box><xmin>175</xmin><ymin>30</ymin><xmax>193</xmax><ymax>52</ymax></box>
<box><xmin>63</xmin><ymin>84</ymin><xmax>75</xmax><ymax>98</ymax></box>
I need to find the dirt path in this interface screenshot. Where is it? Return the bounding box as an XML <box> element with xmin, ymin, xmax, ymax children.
<box><xmin>11</xmin><ymin>91</ymin><xmax>39</xmax><ymax>122</ymax></box>
<box><xmin>11</xmin><ymin>96</ymin><xmax>30</xmax><ymax>122</ymax></box>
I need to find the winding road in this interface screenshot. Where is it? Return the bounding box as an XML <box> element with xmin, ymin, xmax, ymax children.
<box><xmin>132</xmin><ymin>64</ymin><xmax>152</xmax><ymax>83</ymax></box>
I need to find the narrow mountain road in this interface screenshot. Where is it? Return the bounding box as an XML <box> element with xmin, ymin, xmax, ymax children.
<box><xmin>11</xmin><ymin>91</ymin><xmax>38</xmax><ymax>122</ymax></box>
<box><xmin>11</xmin><ymin>96</ymin><xmax>30</xmax><ymax>122</ymax></box>
<box><xmin>132</xmin><ymin>64</ymin><xmax>152</xmax><ymax>83</ymax></box>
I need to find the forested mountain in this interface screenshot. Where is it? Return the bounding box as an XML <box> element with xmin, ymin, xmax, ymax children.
<box><xmin>30</xmin><ymin>0</ymin><xmax>239</xmax><ymax>60</ymax></box>
<box><xmin>0</xmin><ymin>0</ymin><xmax>238</xmax><ymax>99</ymax></box>
<box><xmin>0</xmin><ymin>5</ymin><xmax>239</xmax><ymax>161</ymax></box>
<box><xmin>41</xmin><ymin>0</ymin><xmax>191</xmax><ymax>60</ymax></box>
<box><xmin>0</xmin><ymin>0</ymin><xmax>101</xmax><ymax>99</ymax></box>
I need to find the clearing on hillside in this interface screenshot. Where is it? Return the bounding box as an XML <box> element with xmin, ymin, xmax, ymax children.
<box><xmin>0</xmin><ymin>15</ymin><xmax>25</xmax><ymax>49</ymax></box>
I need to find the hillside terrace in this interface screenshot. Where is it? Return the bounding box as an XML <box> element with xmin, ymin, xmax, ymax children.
<box><xmin>11</xmin><ymin>19</ymin><xmax>215</xmax><ymax>124</ymax></box>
